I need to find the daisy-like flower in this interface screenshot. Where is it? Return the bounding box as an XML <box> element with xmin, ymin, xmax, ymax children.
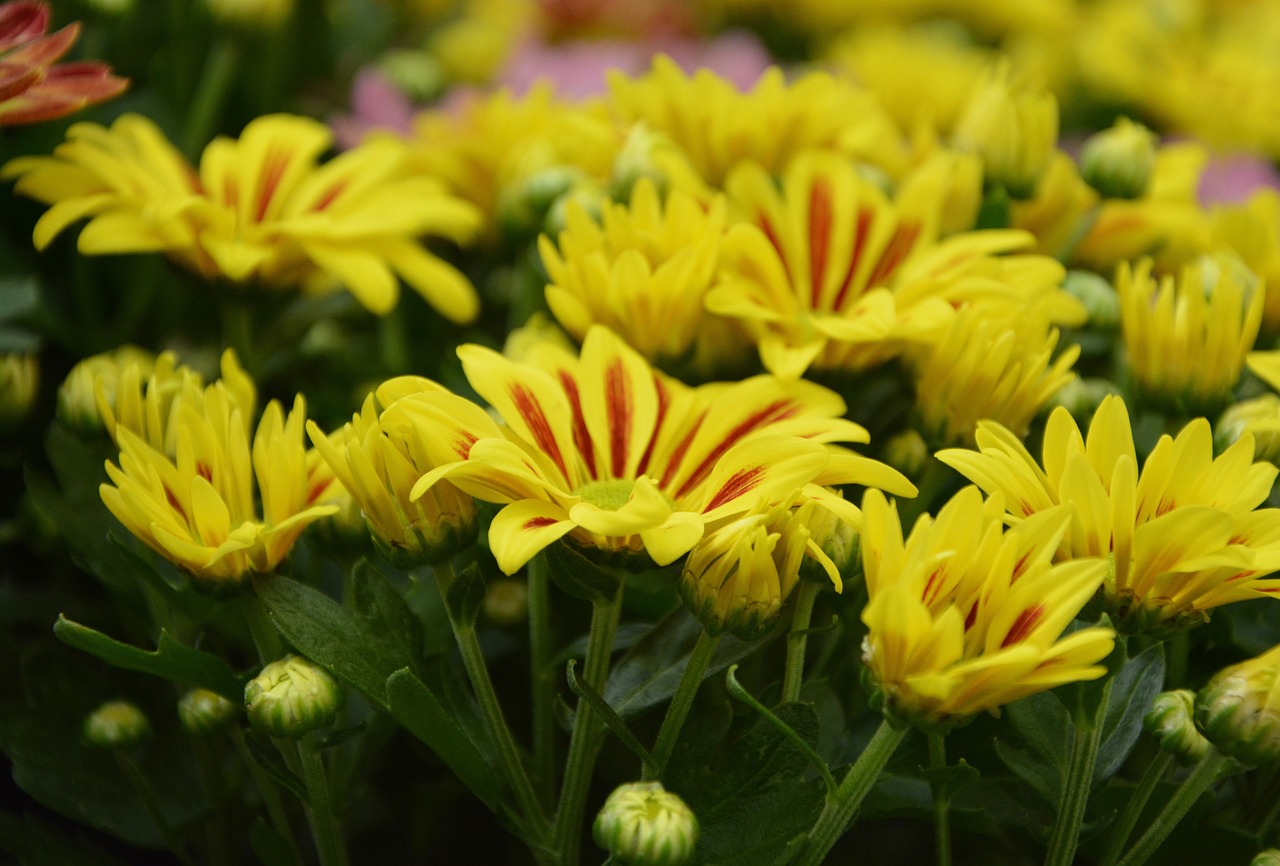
<box><xmin>100</xmin><ymin>374</ymin><xmax>338</xmax><ymax>592</ymax></box>
<box><xmin>707</xmin><ymin>149</ymin><xmax>1074</xmax><ymax>378</ymax></box>
<box><xmin>859</xmin><ymin>485</ymin><xmax>1113</xmax><ymax>730</ymax></box>
<box><xmin>3</xmin><ymin>113</ymin><xmax>483</xmax><ymax>319</ymax></box>
<box><xmin>57</xmin><ymin>345</ymin><xmax>157</xmax><ymax>434</ymax></box>
<box><xmin>540</xmin><ymin>178</ymin><xmax>747</xmax><ymax>377</ymax></box>
<box><xmin>1118</xmin><ymin>255</ymin><xmax>1263</xmax><ymax>414</ymax></box>
<box><xmin>1212</xmin><ymin>189</ymin><xmax>1280</xmax><ymax>335</ymax></box>
<box><xmin>307</xmin><ymin>384</ymin><xmax>477</xmax><ymax>569</ymax></box>
<box><xmin>938</xmin><ymin>395</ymin><xmax>1280</xmax><ymax>635</ymax></box>
<box><xmin>0</xmin><ymin>1</ymin><xmax>127</xmax><ymax>126</ymax></box>
<box><xmin>910</xmin><ymin>305</ymin><xmax>1079</xmax><ymax>447</ymax></box>
<box><xmin>378</xmin><ymin>325</ymin><xmax>914</xmax><ymax>575</ymax></box>
<box><xmin>951</xmin><ymin>61</ymin><xmax>1058</xmax><ymax>199</ymax></box>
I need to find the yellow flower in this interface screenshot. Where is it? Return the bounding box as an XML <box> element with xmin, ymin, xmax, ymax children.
<box><xmin>938</xmin><ymin>395</ymin><xmax>1280</xmax><ymax>634</ymax></box>
<box><xmin>951</xmin><ymin>62</ymin><xmax>1057</xmax><ymax>199</ymax></box>
<box><xmin>910</xmin><ymin>305</ymin><xmax>1079</xmax><ymax>447</ymax></box>
<box><xmin>859</xmin><ymin>486</ymin><xmax>1114</xmax><ymax>729</ymax></box>
<box><xmin>540</xmin><ymin>178</ymin><xmax>747</xmax><ymax>377</ymax></box>
<box><xmin>1216</xmin><ymin>395</ymin><xmax>1280</xmax><ymax>465</ymax></box>
<box><xmin>1212</xmin><ymin>189</ymin><xmax>1280</xmax><ymax>335</ymax></box>
<box><xmin>307</xmin><ymin>384</ymin><xmax>477</xmax><ymax>568</ymax></box>
<box><xmin>100</xmin><ymin>377</ymin><xmax>339</xmax><ymax>592</ymax></box>
<box><xmin>58</xmin><ymin>344</ymin><xmax>156</xmax><ymax>433</ymax></box>
<box><xmin>1196</xmin><ymin>643</ymin><xmax>1280</xmax><ymax>767</ymax></box>
<box><xmin>1010</xmin><ymin>152</ymin><xmax>1099</xmax><ymax>258</ymax></box>
<box><xmin>3</xmin><ymin>113</ymin><xmax>482</xmax><ymax>319</ymax></box>
<box><xmin>707</xmin><ymin>149</ymin><xmax>1071</xmax><ymax>378</ymax></box>
<box><xmin>1118</xmin><ymin>256</ymin><xmax>1263</xmax><ymax>414</ymax></box>
<box><xmin>379</xmin><ymin>325</ymin><xmax>914</xmax><ymax>574</ymax></box>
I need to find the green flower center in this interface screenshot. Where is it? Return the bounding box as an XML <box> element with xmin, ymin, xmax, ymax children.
<box><xmin>576</xmin><ymin>479</ymin><xmax>639</xmax><ymax>511</ymax></box>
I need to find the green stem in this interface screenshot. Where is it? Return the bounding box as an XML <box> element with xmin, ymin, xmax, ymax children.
<box><xmin>115</xmin><ymin>750</ymin><xmax>198</xmax><ymax>866</ymax></box>
<box><xmin>193</xmin><ymin>739</ymin><xmax>234</xmax><ymax>866</ymax></box>
<box><xmin>528</xmin><ymin>554</ymin><xmax>556</xmax><ymax>808</ymax></box>
<box><xmin>435</xmin><ymin>563</ymin><xmax>550</xmax><ymax>834</ymax></box>
<box><xmin>230</xmin><ymin>726</ymin><xmax>296</xmax><ymax>849</ymax></box>
<box><xmin>183</xmin><ymin>38</ymin><xmax>242</xmax><ymax>157</ymax></box>
<box><xmin>1115</xmin><ymin>751</ymin><xmax>1230</xmax><ymax>866</ymax></box>
<box><xmin>298</xmin><ymin>738</ymin><xmax>349</xmax><ymax>866</ymax></box>
<box><xmin>553</xmin><ymin>584</ymin><xmax>623</xmax><ymax>866</ymax></box>
<box><xmin>1100</xmin><ymin>751</ymin><xmax>1174</xmax><ymax>866</ymax></box>
<box><xmin>1166</xmin><ymin>631</ymin><xmax>1189</xmax><ymax>689</ymax></box>
<box><xmin>796</xmin><ymin>720</ymin><xmax>908</xmax><ymax>866</ymax></box>
<box><xmin>781</xmin><ymin>581</ymin><xmax>820</xmax><ymax>704</ymax></box>
<box><xmin>928</xmin><ymin>734</ymin><xmax>953</xmax><ymax>866</ymax></box>
<box><xmin>644</xmin><ymin>630</ymin><xmax>720</xmax><ymax>781</ymax></box>
<box><xmin>1045</xmin><ymin>702</ymin><xmax>1107</xmax><ymax>866</ymax></box>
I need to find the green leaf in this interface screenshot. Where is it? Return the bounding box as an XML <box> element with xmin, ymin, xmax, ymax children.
<box><xmin>253</xmin><ymin>573</ymin><xmax>402</xmax><ymax>708</ymax></box>
<box><xmin>53</xmin><ymin>616</ymin><xmax>242</xmax><ymax>701</ymax></box>
<box><xmin>922</xmin><ymin>758</ymin><xmax>981</xmax><ymax>802</ymax></box>
<box><xmin>0</xmin><ymin>275</ymin><xmax>38</xmax><ymax>321</ymax></box>
<box><xmin>542</xmin><ymin>540</ymin><xmax>621</xmax><ymax>604</ymax></box>
<box><xmin>667</xmin><ymin>703</ymin><xmax>827</xmax><ymax>866</ymax></box>
<box><xmin>1096</xmin><ymin>643</ymin><xmax>1165</xmax><ymax>783</ymax></box>
<box><xmin>249</xmin><ymin>818</ymin><xmax>298</xmax><ymax>866</ymax></box>
<box><xmin>384</xmin><ymin>668</ymin><xmax>500</xmax><ymax>810</ymax></box>
<box><xmin>0</xmin><ymin>811</ymin><xmax>133</xmax><ymax>866</ymax></box>
<box><xmin>994</xmin><ymin>690</ymin><xmax>1071</xmax><ymax>804</ymax></box>
<box><xmin>602</xmin><ymin>607</ymin><xmax>768</xmax><ymax>718</ymax></box>
<box><xmin>346</xmin><ymin>560</ymin><xmax>425</xmax><ymax>675</ymax></box>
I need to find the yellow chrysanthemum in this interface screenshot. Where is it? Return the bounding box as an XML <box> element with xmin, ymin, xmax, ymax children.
<box><xmin>910</xmin><ymin>305</ymin><xmax>1079</xmax><ymax>447</ymax></box>
<box><xmin>57</xmin><ymin>344</ymin><xmax>155</xmax><ymax>433</ymax></box>
<box><xmin>2</xmin><ymin>113</ymin><xmax>483</xmax><ymax>318</ymax></box>
<box><xmin>1118</xmin><ymin>256</ymin><xmax>1263</xmax><ymax>414</ymax></box>
<box><xmin>938</xmin><ymin>395</ymin><xmax>1280</xmax><ymax>634</ymax></box>
<box><xmin>1212</xmin><ymin>190</ymin><xmax>1280</xmax><ymax>335</ymax></box>
<box><xmin>540</xmin><ymin>177</ymin><xmax>747</xmax><ymax>377</ymax></box>
<box><xmin>707</xmin><ymin>149</ymin><xmax>1074</xmax><ymax>378</ymax></box>
<box><xmin>307</xmin><ymin>384</ymin><xmax>477</xmax><ymax>568</ymax></box>
<box><xmin>100</xmin><ymin>376</ymin><xmax>339</xmax><ymax>592</ymax></box>
<box><xmin>951</xmin><ymin>62</ymin><xmax>1057</xmax><ymax>198</ymax></box>
<box><xmin>378</xmin><ymin>325</ymin><xmax>914</xmax><ymax>574</ymax></box>
<box><xmin>859</xmin><ymin>485</ymin><xmax>1113</xmax><ymax>729</ymax></box>
<box><xmin>1217</xmin><ymin>395</ymin><xmax>1280</xmax><ymax>465</ymax></box>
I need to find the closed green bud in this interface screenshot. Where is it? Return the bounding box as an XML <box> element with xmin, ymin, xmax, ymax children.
<box><xmin>1195</xmin><ymin>644</ymin><xmax>1280</xmax><ymax>767</ymax></box>
<box><xmin>1081</xmin><ymin>117</ymin><xmax>1157</xmax><ymax>200</ymax></box>
<box><xmin>1252</xmin><ymin>849</ymin><xmax>1280</xmax><ymax>866</ymax></box>
<box><xmin>483</xmin><ymin>577</ymin><xmax>529</xmax><ymax>626</ymax></box>
<box><xmin>611</xmin><ymin>123</ymin><xmax>672</xmax><ymax>199</ymax></box>
<box><xmin>0</xmin><ymin>354</ymin><xmax>38</xmax><ymax>432</ymax></box>
<box><xmin>1050</xmin><ymin>378</ymin><xmax>1120</xmax><ymax>424</ymax></box>
<box><xmin>883</xmin><ymin>430</ymin><xmax>928</xmax><ymax>479</ymax></box>
<box><xmin>1144</xmin><ymin>690</ymin><xmax>1210</xmax><ymax>763</ymax></box>
<box><xmin>84</xmin><ymin>700</ymin><xmax>150</xmax><ymax>748</ymax></box>
<box><xmin>178</xmin><ymin>688</ymin><xmax>238</xmax><ymax>737</ymax></box>
<box><xmin>1216</xmin><ymin>395</ymin><xmax>1280</xmax><ymax>463</ymax></box>
<box><xmin>245</xmin><ymin>655</ymin><xmax>343</xmax><ymax>738</ymax></box>
<box><xmin>57</xmin><ymin>346</ymin><xmax>156</xmax><ymax>434</ymax></box>
<box><xmin>1062</xmin><ymin>270</ymin><xmax>1120</xmax><ymax>330</ymax></box>
<box><xmin>593</xmin><ymin>781</ymin><xmax>698</xmax><ymax>866</ymax></box>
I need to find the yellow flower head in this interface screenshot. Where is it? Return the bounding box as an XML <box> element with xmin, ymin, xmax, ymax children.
<box><xmin>911</xmin><ymin>305</ymin><xmax>1079</xmax><ymax>447</ymax></box>
<box><xmin>308</xmin><ymin>382</ymin><xmax>478</xmax><ymax>568</ymax></box>
<box><xmin>951</xmin><ymin>62</ymin><xmax>1058</xmax><ymax>199</ymax></box>
<box><xmin>859</xmin><ymin>486</ymin><xmax>1113</xmax><ymax>730</ymax></box>
<box><xmin>939</xmin><ymin>395</ymin><xmax>1280</xmax><ymax>635</ymax></box>
<box><xmin>540</xmin><ymin>178</ymin><xmax>747</xmax><ymax>377</ymax></box>
<box><xmin>3</xmin><ymin>113</ymin><xmax>483</xmax><ymax>319</ymax></box>
<box><xmin>1118</xmin><ymin>255</ymin><xmax>1263</xmax><ymax>414</ymax></box>
<box><xmin>1196</xmin><ymin>643</ymin><xmax>1280</xmax><ymax>767</ymax></box>
<box><xmin>682</xmin><ymin>494</ymin><xmax>848</xmax><ymax>639</ymax></box>
<box><xmin>100</xmin><ymin>376</ymin><xmax>339</xmax><ymax>593</ymax></box>
<box><xmin>1217</xmin><ymin>394</ymin><xmax>1280</xmax><ymax>465</ymax></box>
<box><xmin>1212</xmin><ymin>189</ymin><xmax>1280</xmax><ymax>335</ymax></box>
<box><xmin>379</xmin><ymin>325</ymin><xmax>914</xmax><ymax>574</ymax></box>
<box><xmin>708</xmin><ymin>149</ymin><xmax>1066</xmax><ymax>378</ymax></box>
<box><xmin>57</xmin><ymin>344</ymin><xmax>156</xmax><ymax>434</ymax></box>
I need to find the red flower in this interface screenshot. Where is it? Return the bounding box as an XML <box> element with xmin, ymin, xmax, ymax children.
<box><xmin>0</xmin><ymin>2</ymin><xmax>127</xmax><ymax>126</ymax></box>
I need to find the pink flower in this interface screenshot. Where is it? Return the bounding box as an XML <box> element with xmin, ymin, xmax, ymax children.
<box><xmin>331</xmin><ymin>68</ymin><xmax>414</xmax><ymax>149</ymax></box>
<box><xmin>1199</xmin><ymin>152</ymin><xmax>1280</xmax><ymax>206</ymax></box>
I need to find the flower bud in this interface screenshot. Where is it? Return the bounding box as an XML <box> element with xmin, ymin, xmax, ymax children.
<box><xmin>245</xmin><ymin>655</ymin><xmax>343</xmax><ymax>738</ymax></box>
<box><xmin>178</xmin><ymin>688</ymin><xmax>238</xmax><ymax>737</ymax></box>
<box><xmin>593</xmin><ymin>781</ymin><xmax>698</xmax><ymax>866</ymax></box>
<box><xmin>1049</xmin><ymin>377</ymin><xmax>1119</xmax><ymax>424</ymax></box>
<box><xmin>1144</xmin><ymin>690</ymin><xmax>1211</xmax><ymax>763</ymax></box>
<box><xmin>58</xmin><ymin>345</ymin><xmax>156</xmax><ymax>434</ymax></box>
<box><xmin>1216</xmin><ymin>395</ymin><xmax>1280</xmax><ymax>463</ymax></box>
<box><xmin>204</xmin><ymin>0</ymin><xmax>294</xmax><ymax>29</ymax></box>
<box><xmin>1252</xmin><ymin>849</ymin><xmax>1280</xmax><ymax>866</ymax></box>
<box><xmin>83</xmin><ymin>700</ymin><xmax>150</xmax><ymax>748</ymax></box>
<box><xmin>0</xmin><ymin>353</ymin><xmax>37</xmax><ymax>432</ymax></box>
<box><xmin>1062</xmin><ymin>270</ymin><xmax>1120</xmax><ymax>330</ymax></box>
<box><xmin>883</xmin><ymin>430</ymin><xmax>928</xmax><ymax>479</ymax></box>
<box><xmin>611</xmin><ymin>123</ymin><xmax>673</xmax><ymax>199</ymax></box>
<box><xmin>375</xmin><ymin>50</ymin><xmax>445</xmax><ymax>103</ymax></box>
<box><xmin>498</xmin><ymin>166</ymin><xmax>580</xmax><ymax>241</ymax></box>
<box><xmin>1081</xmin><ymin>117</ymin><xmax>1157</xmax><ymax>200</ymax></box>
<box><xmin>483</xmin><ymin>577</ymin><xmax>529</xmax><ymax>626</ymax></box>
<box><xmin>1195</xmin><ymin>644</ymin><xmax>1280</xmax><ymax>767</ymax></box>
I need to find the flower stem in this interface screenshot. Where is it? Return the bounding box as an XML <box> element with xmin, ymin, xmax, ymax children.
<box><xmin>229</xmin><ymin>726</ymin><xmax>296</xmax><ymax>849</ymax></box>
<box><xmin>1045</xmin><ymin>702</ymin><xmax>1107</xmax><ymax>866</ymax></box>
<box><xmin>114</xmin><ymin>749</ymin><xmax>198</xmax><ymax>866</ymax></box>
<box><xmin>528</xmin><ymin>554</ymin><xmax>556</xmax><ymax>808</ymax></box>
<box><xmin>1114</xmin><ymin>751</ymin><xmax>1230</xmax><ymax>866</ymax></box>
<box><xmin>1099</xmin><ymin>751</ymin><xmax>1174</xmax><ymax>866</ymax></box>
<box><xmin>795</xmin><ymin>719</ymin><xmax>908</xmax><ymax>866</ymax></box>
<box><xmin>298</xmin><ymin>737</ymin><xmax>348</xmax><ymax>866</ymax></box>
<box><xmin>644</xmin><ymin>630</ymin><xmax>720</xmax><ymax>781</ymax></box>
<box><xmin>553</xmin><ymin>583</ymin><xmax>623</xmax><ymax>866</ymax></box>
<box><xmin>435</xmin><ymin>562</ymin><xmax>549</xmax><ymax>835</ymax></box>
<box><xmin>781</xmin><ymin>581</ymin><xmax>820</xmax><ymax>704</ymax></box>
<box><xmin>928</xmin><ymin>734</ymin><xmax>953</xmax><ymax>866</ymax></box>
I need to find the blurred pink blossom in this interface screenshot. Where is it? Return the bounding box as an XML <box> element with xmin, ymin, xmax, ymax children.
<box><xmin>331</xmin><ymin>68</ymin><xmax>414</xmax><ymax>149</ymax></box>
<box><xmin>1199</xmin><ymin>152</ymin><xmax>1280</xmax><ymax>205</ymax></box>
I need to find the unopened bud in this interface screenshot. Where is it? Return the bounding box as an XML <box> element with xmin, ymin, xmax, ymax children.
<box><xmin>84</xmin><ymin>700</ymin><xmax>150</xmax><ymax>748</ymax></box>
<box><xmin>1252</xmin><ymin>849</ymin><xmax>1280</xmax><ymax>866</ymax></box>
<box><xmin>593</xmin><ymin>781</ymin><xmax>698</xmax><ymax>866</ymax></box>
<box><xmin>0</xmin><ymin>354</ymin><xmax>38</xmax><ymax>432</ymax></box>
<box><xmin>245</xmin><ymin>655</ymin><xmax>343</xmax><ymax>738</ymax></box>
<box><xmin>1062</xmin><ymin>270</ymin><xmax>1120</xmax><ymax>330</ymax></box>
<box><xmin>483</xmin><ymin>577</ymin><xmax>529</xmax><ymax>626</ymax></box>
<box><xmin>178</xmin><ymin>688</ymin><xmax>238</xmax><ymax>737</ymax></box>
<box><xmin>58</xmin><ymin>345</ymin><xmax>156</xmax><ymax>434</ymax></box>
<box><xmin>1144</xmin><ymin>690</ymin><xmax>1211</xmax><ymax>763</ymax></box>
<box><xmin>1081</xmin><ymin>117</ymin><xmax>1157</xmax><ymax>200</ymax></box>
<box><xmin>375</xmin><ymin>50</ymin><xmax>444</xmax><ymax>103</ymax></box>
<box><xmin>883</xmin><ymin>430</ymin><xmax>928</xmax><ymax>479</ymax></box>
<box><xmin>1217</xmin><ymin>395</ymin><xmax>1280</xmax><ymax>463</ymax></box>
<box><xmin>1049</xmin><ymin>377</ymin><xmax>1119</xmax><ymax>424</ymax></box>
<box><xmin>1195</xmin><ymin>644</ymin><xmax>1280</xmax><ymax>767</ymax></box>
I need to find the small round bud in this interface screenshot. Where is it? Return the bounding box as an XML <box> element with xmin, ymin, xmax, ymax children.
<box><xmin>1062</xmin><ymin>270</ymin><xmax>1120</xmax><ymax>330</ymax></box>
<box><xmin>245</xmin><ymin>655</ymin><xmax>343</xmax><ymax>738</ymax></box>
<box><xmin>83</xmin><ymin>700</ymin><xmax>150</xmax><ymax>748</ymax></box>
<box><xmin>178</xmin><ymin>688</ymin><xmax>238</xmax><ymax>737</ymax></box>
<box><xmin>0</xmin><ymin>353</ymin><xmax>38</xmax><ymax>432</ymax></box>
<box><xmin>1217</xmin><ymin>395</ymin><xmax>1280</xmax><ymax>463</ymax></box>
<box><xmin>593</xmin><ymin>781</ymin><xmax>698</xmax><ymax>866</ymax></box>
<box><xmin>375</xmin><ymin>50</ymin><xmax>444</xmax><ymax>103</ymax></box>
<box><xmin>883</xmin><ymin>430</ymin><xmax>928</xmax><ymax>479</ymax></box>
<box><xmin>498</xmin><ymin>167</ymin><xmax>580</xmax><ymax>241</ymax></box>
<box><xmin>483</xmin><ymin>577</ymin><xmax>529</xmax><ymax>626</ymax></box>
<box><xmin>611</xmin><ymin>123</ymin><xmax>672</xmax><ymax>199</ymax></box>
<box><xmin>57</xmin><ymin>345</ymin><xmax>156</xmax><ymax>434</ymax></box>
<box><xmin>1081</xmin><ymin>117</ymin><xmax>1157</xmax><ymax>200</ymax></box>
<box><xmin>1195</xmin><ymin>644</ymin><xmax>1280</xmax><ymax>767</ymax></box>
<box><xmin>1252</xmin><ymin>849</ymin><xmax>1280</xmax><ymax>866</ymax></box>
<box><xmin>1049</xmin><ymin>378</ymin><xmax>1119</xmax><ymax>424</ymax></box>
<box><xmin>1144</xmin><ymin>690</ymin><xmax>1211</xmax><ymax>763</ymax></box>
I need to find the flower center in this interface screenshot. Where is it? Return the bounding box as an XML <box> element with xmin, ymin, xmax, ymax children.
<box><xmin>575</xmin><ymin>478</ymin><xmax>638</xmax><ymax>511</ymax></box>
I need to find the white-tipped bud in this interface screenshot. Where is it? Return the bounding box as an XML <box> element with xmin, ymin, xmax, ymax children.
<box><xmin>1081</xmin><ymin>117</ymin><xmax>1157</xmax><ymax>200</ymax></box>
<box><xmin>244</xmin><ymin>655</ymin><xmax>343</xmax><ymax>738</ymax></box>
<box><xmin>178</xmin><ymin>688</ymin><xmax>238</xmax><ymax>737</ymax></box>
<box><xmin>84</xmin><ymin>700</ymin><xmax>150</xmax><ymax>748</ymax></box>
<box><xmin>594</xmin><ymin>781</ymin><xmax>698</xmax><ymax>866</ymax></box>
